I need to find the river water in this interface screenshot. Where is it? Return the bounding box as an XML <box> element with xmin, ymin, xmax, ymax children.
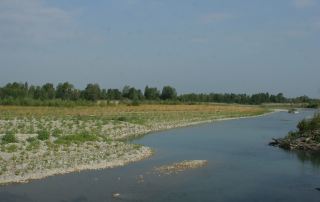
<box><xmin>0</xmin><ymin>110</ymin><xmax>319</xmax><ymax>202</ymax></box>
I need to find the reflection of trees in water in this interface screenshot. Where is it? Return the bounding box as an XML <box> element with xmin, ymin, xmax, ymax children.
<box><xmin>294</xmin><ymin>151</ymin><xmax>320</xmax><ymax>168</ymax></box>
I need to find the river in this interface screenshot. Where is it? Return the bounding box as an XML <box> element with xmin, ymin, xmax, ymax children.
<box><xmin>0</xmin><ymin>110</ymin><xmax>319</xmax><ymax>202</ymax></box>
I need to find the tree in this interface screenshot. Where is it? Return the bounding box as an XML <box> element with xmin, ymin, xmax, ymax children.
<box><xmin>106</xmin><ymin>89</ymin><xmax>122</xmax><ymax>100</ymax></box>
<box><xmin>144</xmin><ymin>86</ymin><xmax>160</xmax><ymax>100</ymax></box>
<box><xmin>122</xmin><ymin>86</ymin><xmax>143</xmax><ymax>100</ymax></box>
<box><xmin>33</xmin><ymin>86</ymin><xmax>42</xmax><ymax>99</ymax></box>
<box><xmin>275</xmin><ymin>93</ymin><xmax>286</xmax><ymax>103</ymax></box>
<box><xmin>0</xmin><ymin>82</ymin><xmax>28</xmax><ymax>99</ymax></box>
<box><xmin>40</xmin><ymin>83</ymin><xmax>55</xmax><ymax>100</ymax></box>
<box><xmin>122</xmin><ymin>85</ymin><xmax>131</xmax><ymax>98</ymax></box>
<box><xmin>56</xmin><ymin>82</ymin><xmax>77</xmax><ymax>100</ymax></box>
<box><xmin>161</xmin><ymin>86</ymin><xmax>177</xmax><ymax>100</ymax></box>
<box><xmin>83</xmin><ymin>83</ymin><xmax>101</xmax><ymax>101</ymax></box>
<box><xmin>127</xmin><ymin>87</ymin><xmax>143</xmax><ymax>100</ymax></box>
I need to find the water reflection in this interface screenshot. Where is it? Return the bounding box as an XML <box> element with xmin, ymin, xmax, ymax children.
<box><xmin>292</xmin><ymin>151</ymin><xmax>320</xmax><ymax>168</ymax></box>
<box><xmin>0</xmin><ymin>191</ymin><xmax>33</xmax><ymax>202</ymax></box>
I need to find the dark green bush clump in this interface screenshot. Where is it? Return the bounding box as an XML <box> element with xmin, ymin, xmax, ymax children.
<box><xmin>37</xmin><ymin>130</ymin><xmax>50</xmax><ymax>140</ymax></box>
<box><xmin>297</xmin><ymin>113</ymin><xmax>320</xmax><ymax>133</ymax></box>
<box><xmin>117</xmin><ymin>116</ymin><xmax>127</xmax><ymax>122</ymax></box>
<box><xmin>288</xmin><ymin>113</ymin><xmax>320</xmax><ymax>142</ymax></box>
<box><xmin>306</xmin><ymin>102</ymin><xmax>319</xmax><ymax>109</ymax></box>
<box><xmin>1</xmin><ymin>133</ymin><xmax>17</xmax><ymax>144</ymax></box>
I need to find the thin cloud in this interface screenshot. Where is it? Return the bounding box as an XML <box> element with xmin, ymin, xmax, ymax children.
<box><xmin>293</xmin><ymin>0</ymin><xmax>316</xmax><ymax>8</ymax></box>
<box><xmin>200</xmin><ymin>12</ymin><xmax>233</xmax><ymax>24</ymax></box>
<box><xmin>0</xmin><ymin>0</ymin><xmax>77</xmax><ymax>45</ymax></box>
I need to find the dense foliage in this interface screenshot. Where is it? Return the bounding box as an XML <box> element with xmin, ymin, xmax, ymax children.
<box><xmin>1</xmin><ymin>133</ymin><xmax>17</xmax><ymax>144</ymax></box>
<box><xmin>0</xmin><ymin>82</ymin><xmax>318</xmax><ymax>106</ymax></box>
<box><xmin>287</xmin><ymin>113</ymin><xmax>320</xmax><ymax>143</ymax></box>
<box><xmin>296</xmin><ymin>113</ymin><xmax>320</xmax><ymax>134</ymax></box>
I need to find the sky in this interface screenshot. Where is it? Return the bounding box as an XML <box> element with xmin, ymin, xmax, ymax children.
<box><xmin>0</xmin><ymin>0</ymin><xmax>319</xmax><ymax>97</ymax></box>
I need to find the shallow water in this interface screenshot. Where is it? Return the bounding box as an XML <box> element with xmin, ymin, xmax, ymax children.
<box><xmin>1</xmin><ymin>110</ymin><xmax>320</xmax><ymax>202</ymax></box>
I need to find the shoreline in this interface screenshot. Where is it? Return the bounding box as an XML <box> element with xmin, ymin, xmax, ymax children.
<box><xmin>0</xmin><ymin>109</ymin><xmax>275</xmax><ymax>186</ymax></box>
<box><xmin>130</xmin><ymin>109</ymin><xmax>279</xmax><ymax>138</ymax></box>
<box><xmin>0</xmin><ymin>146</ymin><xmax>153</xmax><ymax>186</ymax></box>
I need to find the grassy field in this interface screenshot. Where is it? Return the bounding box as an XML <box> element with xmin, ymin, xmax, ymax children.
<box><xmin>0</xmin><ymin>104</ymin><xmax>269</xmax><ymax>184</ymax></box>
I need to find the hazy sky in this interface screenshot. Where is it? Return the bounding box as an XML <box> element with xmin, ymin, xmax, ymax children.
<box><xmin>0</xmin><ymin>0</ymin><xmax>319</xmax><ymax>97</ymax></box>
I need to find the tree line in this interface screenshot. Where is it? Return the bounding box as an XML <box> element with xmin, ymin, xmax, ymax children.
<box><xmin>0</xmin><ymin>82</ymin><xmax>318</xmax><ymax>106</ymax></box>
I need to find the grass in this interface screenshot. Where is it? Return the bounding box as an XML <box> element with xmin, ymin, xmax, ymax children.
<box><xmin>54</xmin><ymin>133</ymin><xmax>100</xmax><ymax>145</ymax></box>
<box><xmin>0</xmin><ymin>104</ymin><xmax>266</xmax><ymax>117</ymax></box>
<box><xmin>37</xmin><ymin>130</ymin><xmax>50</xmax><ymax>140</ymax></box>
<box><xmin>5</xmin><ymin>144</ymin><xmax>18</xmax><ymax>153</ymax></box>
<box><xmin>26</xmin><ymin>140</ymin><xmax>40</xmax><ymax>151</ymax></box>
<box><xmin>1</xmin><ymin>133</ymin><xmax>17</xmax><ymax>144</ymax></box>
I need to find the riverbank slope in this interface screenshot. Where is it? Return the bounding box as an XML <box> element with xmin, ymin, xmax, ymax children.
<box><xmin>0</xmin><ymin>104</ymin><xmax>269</xmax><ymax>185</ymax></box>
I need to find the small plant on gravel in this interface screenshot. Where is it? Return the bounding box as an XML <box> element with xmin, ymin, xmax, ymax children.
<box><xmin>54</xmin><ymin>132</ymin><xmax>99</xmax><ymax>145</ymax></box>
<box><xmin>37</xmin><ymin>130</ymin><xmax>50</xmax><ymax>140</ymax></box>
<box><xmin>6</xmin><ymin>144</ymin><xmax>18</xmax><ymax>153</ymax></box>
<box><xmin>26</xmin><ymin>140</ymin><xmax>40</xmax><ymax>151</ymax></box>
<box><xmin>1</xmin><ymin>132</ymin><xmax>17</xmax><ymax>144</ymax></box>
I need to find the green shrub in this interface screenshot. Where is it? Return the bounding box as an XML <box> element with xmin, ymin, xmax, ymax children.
<box><xmin>297</xmin><ymin>119</ymin><xmax>308</xmax><ymax>132</ymax></box>
<box><xmin>117</xmin><ymin>116</ymin><xmax>127</xmax><ymax>122</ymax></box>
<box><xmin>6</xmin><ymin>144</ymin><xmax>18</xmax><ymax>153</ymax></box>
<box><xmin>306</xmin><ymin>102</ymin><xmax>319</xmax><ymax>109</ymax></box>
<box><xmin>54</xmin><ymin>133</ymin><xmax>99</xmax><ymax>145</ymax></box>
<box><xmin>288</xmin><ymin>131</ymin><xmax>300</xmax><ymax>139</ymax></box>
<box><xmin>26</xmin><ymin>140</ymin><xmax>40</xmax><ymax>151</ymax></box>
<box><xmin>1</xmin><ymin>133</ymin><xmax>17</xmax><ymax>144</ymax></box>
<box><xmin>37</xmin><ymin>130</ymin><xmax>50</xmax><ymax>140</ymax></box>
<box><xmin>296</xmin><ymin>113</ymin><xmax>320</xmax><ymax>133</ymax></box>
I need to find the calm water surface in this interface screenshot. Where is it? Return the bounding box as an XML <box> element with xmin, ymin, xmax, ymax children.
<box><xmin>1</xmin><ymin>110</ymin><xmax>320</xmax><ymax>202</ymax></box>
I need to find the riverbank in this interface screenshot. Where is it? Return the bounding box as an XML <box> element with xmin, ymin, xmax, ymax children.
<box><xmin>0</xmin><ymin>104</ymin><xmax>269</xmax><ymax>185</ymax></box>
<box><xmin>269</xmin><ymin>111</ymin><xmax>320</xmax><ymax>151</ymax></box>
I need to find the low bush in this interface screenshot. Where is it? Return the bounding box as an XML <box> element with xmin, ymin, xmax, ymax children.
<box><xmin>37</xmin><ymin>130</ymin><xmax>50</xmax><ymax>140</ymax></box>
<box><xmin>6</xmin><ymin>144</ymin><xmax>18</xmax><ymax>153</ymax></box>
<box><xmin>1</xmin><ymin>133</ymin><xmax>17</xmax><ymax>144</ymax></box>
<box><xmin>296</xmin><ymin>113</ymin><xmax>320</xmax><ymax>133</ymax></box>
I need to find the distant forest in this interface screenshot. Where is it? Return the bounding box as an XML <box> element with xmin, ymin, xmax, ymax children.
<box><xmin>0</xmin><ymin>82</ymin><xmax>318</xmax><ymax>107</ymax></box>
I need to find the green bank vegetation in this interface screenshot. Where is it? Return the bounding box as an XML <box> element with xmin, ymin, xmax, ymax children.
<box><xmin>270</xmin><ymin>112</ymin><xmax>320</xmax><ymax>151</ymax></box>
<box><xmin>0</xmin><ymin>82</ymin><xmax>318</xmax><ymax>107</ymax></box>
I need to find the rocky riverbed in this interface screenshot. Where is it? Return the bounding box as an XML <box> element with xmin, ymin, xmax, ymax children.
<box><xmin>0</xmin><ymin>104</ymin><xmax>267</xmax><ymax>185</ymax></box>
<box><xmin>154</xmin><ymin>160</ymin><xmax>208</xmax><ymax>175</ymax></box>
<box><xmin>269</xmin><ymin>133</ymin><xmax>320</xmax><ymax>151</ymax></box>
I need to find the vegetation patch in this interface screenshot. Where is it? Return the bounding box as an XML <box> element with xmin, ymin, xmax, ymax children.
<box><xmin>1</xmin><ymin>133</ymin><xmax>17</xmax><ymax>144</ymax></box>
<box><xmin>54</xmin><ymin>133</ymin><xmax>99</xmax><ymax>145</ymax></box>
<box><xmin>37</xmin><ymin>130</ymin><xmax>50</xmax><ymax>140</ymax></box>
<box><xmin>5</xmin><ymin>144</ymin><xmax>18</xmax><ymax>153</ymax></box>
<box><xmin>270</xmin><ymin>113</ymin><xmax>320</xmax><ymax>151</ymax></box>
<box><xmin>26</xmin><ymin>139</ymin><xmax>40</xmax><ymax>151</ymax></box>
